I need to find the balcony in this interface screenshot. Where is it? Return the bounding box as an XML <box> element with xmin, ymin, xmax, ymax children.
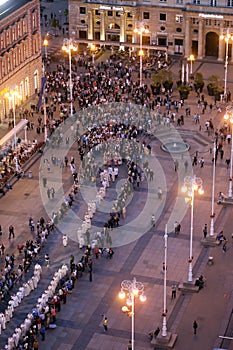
<box><xmin>85</xmin><ymin>0</ymin><xmax>137</xmax><ymax>6</ymax></box>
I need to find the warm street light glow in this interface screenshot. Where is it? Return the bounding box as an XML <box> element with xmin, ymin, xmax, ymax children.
<box><xmin>182</xmin><ymin>176</ymin><xmax>204</xmax><ymax>282</ymax></box>
<box><xmin>89</xmin><ymin>44</ymin><xmax>96</xmax><ymax>65</ymax></box>
<box><xmin>223</xmin><ymin>106</ymin><xmax>233</xmax><ymax>198</ymax></box>
<box><xmin>119</xmin><ymin>277</ymin><xmax>146</xmax><ymax>350</ymax></box>
<box><xmin>220</xmin><ymin>29</ymin><xmax>233</xmax><ymax>97</ymax></box>
<box><xmin>188</xmin><ymin>54</ymin><xmax>195</xmax><ymax>74</ymax></box>
<box><xmin>62</xmin><ymin>38</ymin><xmax>78</xmax><ymax>116</ymax></box>
<box><xmin>134</xmin><ymin>24</ymin><xmax>150</xmax><ymax>87</ymax></box>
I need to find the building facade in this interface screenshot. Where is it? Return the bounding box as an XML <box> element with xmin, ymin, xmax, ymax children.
<box><xmin>0</xmin><ymin>0</ymin><xmax>41</xmax><ymax>120</ymax></box>
<box><xmin>69</xmin><ymin>0</ymin><xmax>233</xmax><ymax>60</ymax></box>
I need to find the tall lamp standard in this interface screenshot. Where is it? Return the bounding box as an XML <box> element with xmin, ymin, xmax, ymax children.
<box><xmin>5</xmin><ymin>88</ymin><xmax>22</xmax><ymax>173</ymax></box>
<box><xmin>43</xmin><ymin>38</ymin><xmax>49</xmax><ymax>60</ymax></box>
<box><xmin>188</xmin><ymin>54</ymin><xmax>195</xmax><ymax>75</ymax></box>
<box><xmin>209</xmin><ymin>139</ymin><xmax>217</xmax><ymax>236</ymax></box>
<box><xmin>134</xmin><ymin>24</ymin><xmax>149</xmax><ymax>87</ymax></box>
<box><xmin>220</xmin><ymin>29</ymin><xmax>233</xmax><ymax>98</ymax></box>
<box><xmin>182</xmin><ymin>176</ymin><xmax>204</xmax><ymax>282</ymax></box>
<box><xmin>119</xmin><ymin>278</ymin><xmax>146</xmax><ymax>350</ymax></box>
<box><xmin>90</xmin><ymin>43</ymin><xmax>96</xmax><ymax>66</ymax></box>
<box><xmin>162</xmin><ymin>224</ymin><xmax>168</xmax><ymax>337</ymax></box>
<box><xmin>223</xmin><ymin>106</ymin><xmax>233</xmax><ymax>198</ymax></box>
<box><xmin>62</xmin><ymin>38</ymin><xmax>78</xmax><ymax>116</ymax></box>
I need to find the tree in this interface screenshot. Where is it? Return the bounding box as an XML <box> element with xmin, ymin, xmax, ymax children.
<box><xmin>50</xmin><ymin>18</ymin><xmax>59</xmax><ymax>36</ymax></box>
<box><xmin>194</xmin><ymin>72</ymin><xmax>204</xmax><ymax>93</ymax></box>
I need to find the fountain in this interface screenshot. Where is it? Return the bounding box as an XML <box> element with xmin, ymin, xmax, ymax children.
<box><xmin>161</xmin><ymin>141</ymin><xmax>190</xmax><ymax>154</ymax></box>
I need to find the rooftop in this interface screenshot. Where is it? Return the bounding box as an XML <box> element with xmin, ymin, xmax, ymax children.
<box><xmin>0</xmin><ymin>0</ymin><xmax>33</xmax><ymax>21</ymax></box>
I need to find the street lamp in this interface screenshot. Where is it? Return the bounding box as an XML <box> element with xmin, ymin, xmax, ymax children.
<box><xmin>188</xmin><ymin>54</ymin><xmax>195</xmax><ymax>75</ymax></box>
<box><xmin>62</xmin><ymin>38</ymin><xmax>78</xmax><ymax>116</ymax></box>
<box><xmin>181</xmin><ymin>176</ymin><xmax>204</xmax><ymax>283</ymax></box>
<box><xmin>90</xmin><ymin>44</ymin><xmax>96</xmax><ymax>65</ymax></box>
<box><xmin>224</xmin><ymin>106</ymin><xmax>233</xmax><ymax>198</ymax></box>
<box><xmin>134</xmin><ymin>24</ymin><xmax>149</xmax><ymax>87</ymax></box>
<box><xmin>5</xmin><ymin>88</ymin><xmax>22</xmax><ymax>173</ymax></box>
<box><xmin>43</xmin><ymin>38</ymin><xmax>49</xmax><ymax>60</ymax></box>
<box><xmin>210</xmin><ymin>139</ymin><xmax>217</xmax><ymax>236</ymax></box>
<box><xmin>220</xmin><ymin>29</ymin><xmax>233</xmax><ymax>98</ymax></box>
<box><xmin>162</xmin><ymin>224</ymin><xmax>168</xmax><ymax>337</ymax></box>
<box><xmin>119</xmin><ymin>277</ymin><xmax>146</xmax><ymax>350</ymax></box>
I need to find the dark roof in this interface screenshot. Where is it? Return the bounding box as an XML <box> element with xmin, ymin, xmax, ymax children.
<box><xmin>0</xmin><ymin>0</ymin><xmax>33</xmax><ymax>21</ymax></box>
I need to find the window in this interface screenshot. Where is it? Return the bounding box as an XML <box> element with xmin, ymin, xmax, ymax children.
<box><xmin>160</xmin><ymin>0</ymin><xmax>167</xmax><ymax>2</ymax></box>
<box><xmin>143</xmin><ymin>12</ymin><xmax>150</xmax><ymax>19</ymax></box>
<box><xmin>23</xmin><ymin>20</ymin><xmax>27</xmax><ymax>34</ymax></box>
<box><xmin>79</xmin><ymin>30</ymin><xmax>87</xmax><ymax>39</ymax></box>
<box><xmin>32</xmin><ymin>14</ymin><xmax>36</xmax><ymax>28</ymax></box>
<box><xmin>127</xmin><ymin>12</ymin><xmax>132</xmax><ymax>18</ymax></box>
<box><xmin>12</xmin><ymin>28</ymin><xmax>15</xmax><ymax>41</ymax></box>
<box><xmin>108</xmin><ymin>10</ymin><xmax>113</xmax><ymax>16</ymax></box>
<box><xmin>176</xmin><ymin>0</ymin><xmax>183</xmax><ymax>4</ymax></box>
<box><xmin>160</xmin><ymin>26</ymin><xmax>166</xmax><ymax>31</ymax></box>
<box><xmin>205</xmin><ymin>19</ymin><xmax>211</xmax><ymax>26</ymax></box>
<box><xmin>175</xmin><ymin>15</ymin><xmax>183</xmax><ymax>23</ymax></box>
<box><xmin>176</xmin><ymin>27</ymin><xmax>182</xmax><ymax>32</ymax></box>
<box><xmin>193</xmin><ymin>0</ymin><xmax>200</xmax><ymax>3</ymax></box>
<box><xmin>160</xmin><ymin>13</ymin><xmax>167</xmax><ymax>21</ymax></box>
<box><xmin>95</xmin><ymin>10</ymin><xmax>100</xmax><ymax>16</ymax></box>
<box><xmin>194</xmin><ymin>29</ymin><xmax>198</xmax><ymax>34</ymax></box>
<box><xmin>192</xmin><ymin>18</ymin><xmax>199</xmax><ymax>25</ymax></box>
<box><xmin>116</xmin><ymin>11</ymin><xmax>120</xmax><ymax>17</ymax></box>
<box><xmin>227</xmin><ymin>0</ymin><xmax>233</xmax><ymax>6</ymax></box>
<box><xmin>80</xmin><ymin>7</ymin><xmax>86</xmax><ymax>14</ymax></box>
<box><xmin>81</xmin><ymin>20</ymin><xmax>86</xmax><ymax>24</ymax></box>
<box><xmin>210</xmin><ymin>0</ymin><xmax>216</xmax><ymax>5</ymax></box>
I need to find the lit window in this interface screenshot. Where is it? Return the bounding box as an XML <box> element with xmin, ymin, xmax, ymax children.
<box><xmin>175</xmin><ymin>15</ymin><xmax>183</xmax><ymax>23</ymax></box>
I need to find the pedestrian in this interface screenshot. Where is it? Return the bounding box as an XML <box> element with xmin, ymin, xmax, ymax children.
<box><xmin>222</xmin><ymin>239</ymin><xmax>227</xmax><ymax>252</ymax></box>
<box><xmin>50</xmin><ymin>187</ymin><xmax>55</xmax><ymax>199</ymax></box>
<box><xmin>103</xmin><ymin>316</ymin><xmax>108</xmax><ymax>332</ymax></box>
<box><xmin>184</xmin><ymin>160</ymin><xmax>189</xmax><ymax>172</ymax></box>
<box><xmin>226</xmin><ymin>158</ymin><xmax>230</xmax><ymax>169</ymax></box>
<box><xmin>193</xmin><ymin>320</ymin><xmax>198</xmax><ymax>334</ymax></box>
<box><xmin>40</xmin><ymin>324</ymin><xmax>46</xmax><ymax>341</ymax></box>
<box><xmin>158</xmin><ymin>187</ymin><xmax>162</xmax><ymax>200</ymax></box>
<box><xmin>122</xmin><ymin>206</ymin><xmax>127</xmax><ymax>219</ymax></box>
<box><xmin>0</xmin><ymin>243</ymin><xmax>5</xmax><ymax>255</ymax></box>
<box><xmin>192</xmin><ymin>155</ymin><xmax>198</xmax><ymax>166</ymax></box>
<box><xmin>203</xmin><ymin>224</ymin><xmax>207</xmax><ymax>238</ymax></box>
<box><xmin>47</xmin><ymin>188</ymin><xmax>51</xmax><ymax>199</ymax></box>
<box><xmin>8</xmin><ymin>225</ymin><xmax>14</xmax><ymax>239</ymax></box>
<box><xmin>171</xmin><ymin>285</ymin><xmax>177</xmax><ymax>299</ymax></box>
<box><xmin>151</xmin><ymin>214</ymin><xmax>155</xmax><ymax>227</ymax></box>
<box><xmin>42</xmin><ymin>177</ymin><xmax>47</xmax><ymax>188</ymax></box>
<box><xmin>127</xmin><ymin>340</ymin><xmax>132</xmax><ymax>350</ymax></box>
<box><xmin>62</xmin><ymin>234</ymin><xmax>68</xmax><ymax>247</ymax></box>
<box><xmin>45</xmin><ymin>253</ymin><xmax>50</xmax><ymax>267</ymax></box>
<box><xmin>0</xmin><ymin>224</ymin><xmax>2</xmax><ymax>236</ymax></box>
<box><xmin>199</xmin><ymin>157</ymin><xmax>205</xmax><ymax>168</ymax></box>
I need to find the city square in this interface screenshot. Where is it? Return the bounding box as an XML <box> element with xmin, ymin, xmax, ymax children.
<box><xmin>0</xmin><ymin>0</ymin><xmax>233</xmax><ymax>349</ymax></box>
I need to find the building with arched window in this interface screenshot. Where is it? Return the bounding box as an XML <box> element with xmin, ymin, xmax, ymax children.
<box><xmin>0</xmin><ymin>0</ymin><xmax>41</xmax><ymax>121</ymax></box>
<box><xmin>69</xmin><ymin>0</ymin><xmax>233</xmax><ymax>60</ymax></box>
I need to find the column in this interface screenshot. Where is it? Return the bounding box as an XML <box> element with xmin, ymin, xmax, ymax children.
<box><xmin>218</xmin><ymin>23</ymin><xmax>224</xmax><ymax>61</ymax></box>
<box><xmin>197</xmin><ymin>19</ymin><xmax>204</xmax><ymax>59</ymax></box>
<box><xmin>120</xmin><ymin>13</ymin><xmax>126</xmax><ymax>44</ymax></box>
<box><xmin>231</xmin><ymin>42</ymin><xmax>233</xmax><ymax>63</ymax></box>
<box><xmin>87</xmin><ymin>10</ymin><xmax>93</xmax><ymax>40</ymax></box>
<box><xmin>184</xmin><ymin>18</ymin><xmax>190</xmax><ymax>58</ymax></box>
<box><xmin>100</xmin><ymin>11</ymin><xmax>105</xmax><ymax>41</ymax></box>
<box><xmin>132</xmin><ymin>14</ymin><xmax>136</xmax><ymax>44</ymax></box>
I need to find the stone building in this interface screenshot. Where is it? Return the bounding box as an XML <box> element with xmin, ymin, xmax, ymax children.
<box><xmin>69</xmin><ymin>0</ymin><xmax>233</xmax><ymax>60</ymax></box>
<box><xmin>0</xmin><ymin>0</ymin><xmax>41</xmax><ymax>120</ymax></box>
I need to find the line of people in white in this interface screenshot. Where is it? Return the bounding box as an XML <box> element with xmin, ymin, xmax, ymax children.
<box><xmin>3</xmin><ymin>264</ymin><xmax>68</xmax><ymax>350</ymax></box>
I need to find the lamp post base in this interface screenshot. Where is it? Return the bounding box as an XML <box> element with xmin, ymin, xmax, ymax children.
<box><xmin>201</xmin><ymin>236</ymin><xmax>218</xmax><ymax>247</ymax></box>
<box><xmin>151</xmin><ymin>332</ymin><xmax>178</xmax><ymax>349</ymax></box>
<box><xmin>178</xmin><ymin>281</ymin><xmax>199</xmax><ymax>293</ymax></box>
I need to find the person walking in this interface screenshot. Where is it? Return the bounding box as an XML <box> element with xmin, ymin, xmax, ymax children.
<box><xmin>193</xmin><ymin>320</ymin><xmax>198</xmax><ymax>334</ymax></box>
<box><xmin>103</xmin><ymin>316</ymin><xmax>108</xmax><ymax>332</ymax></box>
<box><xmin>171</xmin><ymin>285</ymin><xmax>177</xmax><ymax>299</ymax></box>
<box><xmin>8</xmin><ymin>225</ymin><xmax>14</xmax><ymax>239</ymax></box>
<box><xmin>203</xmin><ymin>224</ymin><xmax>207</xmax><ymax>238</ymax></box>
<box><xmin>127</xmin><ymin>340</ymin><xmax>132</xmax><ymax>350</ymax></box>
